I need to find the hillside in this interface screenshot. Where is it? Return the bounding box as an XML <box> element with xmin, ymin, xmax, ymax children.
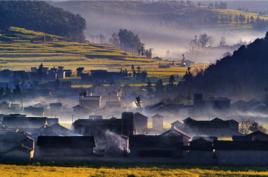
<box><xmin>0</xmin><ymin>27</ymin><xmax>202</xmax><ymax>78</ymax></box>
<box><xmin>179</xmin><ymin>31</ymin><xmax>268</xmax><ymax>99</ymax></box>
<box><xmin>54</xmin><ymin>1</ymin><xmax>268</xmax><ymax>61</ymax></box>
<box><xmin>0</xmin><ymin>1</ymin><xmax>85</xmax><ymax>41</ymax></box>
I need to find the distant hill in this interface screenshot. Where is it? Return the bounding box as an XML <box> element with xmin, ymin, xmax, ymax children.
<box><xmin>0</xmin><ymin>1</ymin><xmax>86</xmax><ymax>41</ymax></box>
<box><xmin>53</xmin><ymin>0</ymin><xmax>268</xmax><ymax>61</ymax></box>
<box><xmin>179</xmin><ymin>32</ymin><xmax>268</xmax><ymax>99</ymax></box>
<box><xmin>55</xmin><ymin>1</ymin><xmax>268</xmax><ymax>28</ymax></box>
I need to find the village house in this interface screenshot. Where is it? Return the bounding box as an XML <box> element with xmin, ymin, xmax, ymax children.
<box><xmin>214</xmin><ymin>141</ymin><xmax>268</xmax><ymax>165</ymax></box>
<box><xmin>0</xmin><ymin>130</ymin><xmax>34</xmax><ymax>162</ymax></box>
<box><xmin>183</xmin><ymin>136</ymin><xmax>216</xmax><ymax>164</ymax></box>
<box><xmin>151</xmin><ymin>114</ymin><xmax>164</xmax><ymax>134</ymax></box>
<box><xmin>23</xmin><ymin>106</ymin><xmax>45</xmax><ymax>116</ymax></box>
<box><xmin>90</xmin><ymin>70</ymin><xmax>128</xmax><ymax>84</ymax></box>
<box><xmin>73</xmin><ymin>92</ymin><xmax>102</xmax><ymax>115</ymax></box>
<box><xmin>29</xmin><ymin>123</ymin><xmax>78</xmax><ymax>140</ymax></box>
<box><xmin>73</xmin><ymin>112</ymin><xmax>135</xmax><ymax>136</ymax></box>
<box><xmin>2</xmin><ymin>114</ymin><xmax>58</xmax><ymax>129</ymax></box>
<box><xmin>73</xmin><ymin>117</ymin><xmax>122</xmax><ymax>136</ymax></box>
<box><xmin>160</xmin><ymin>128</ymin><xmax>190</xmax><ymax>145</ymax></box>
<box><xmin>34</xmin><ymin>136</ymin><xmax>95</xmax><ymax>161</ymax></box>
<box><xmin>173</xmin><ymin>117</ymin><xmax>240</xmax><ymax>137</ymax></box>
<box><xmin>133</xmin><ymin>112</ymin><xmax>148</xmax><ymax>135</ymax></box>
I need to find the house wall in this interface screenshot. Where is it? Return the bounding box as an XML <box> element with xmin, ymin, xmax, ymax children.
<box><xmin>1</xmin><ymin>150</ymin><xmax>31</xmax><ymax>162</ymax></box>
<box><xmin>216</xmin><ymin>151</ymin><xmax>268</xmax><ymax>166</ymax></box>
<box><xmin>129</xmin><ymin>148</ymin><xmax>182</xmax><ymax>158</ymax></box>
<box><xmin>182</xmin><ymin>151</ymin><xmax>216</xmax><ymax>164</ymax></box>
<box><xmin>34</xmin><ymin>147</ymin><xmax>94</xmax><ymax>161</ymax></box>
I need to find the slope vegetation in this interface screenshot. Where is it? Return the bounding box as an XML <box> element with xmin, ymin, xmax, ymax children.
<box><xmin>0</xmin><ymin>1</ymin><xmax>85</xmax><ymax>41</ymax></box>
<box><xmin>0</xmin><ymin>27</ymin><xmax>198</xmax><ymax>77</ymax></box>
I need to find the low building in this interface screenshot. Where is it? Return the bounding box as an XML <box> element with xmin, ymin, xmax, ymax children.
<box><xmin>35</xmin><ymin>136</ymin><xmax>95</xmax><ymax>161</ymax></box>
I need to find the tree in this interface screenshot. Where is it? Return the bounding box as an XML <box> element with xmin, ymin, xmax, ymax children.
<box><xmin>145</xmin><ymin>48</ymin><xmax>152</xmax><ymax>58</ymax></box>
<box><xmin>13</xmin><ymin>84</ymin><xmax>21</xmax><ymax>96</ymax></box>
<box><xmin>146</xmin><ymin>79</ymin><xmax>153</xmax><ymax>93</ymax></box>
<box><xmin>240</xmin><ymin>120</ymin><xmax>266</xmax><ymax>134</ymax></box>
<box><xmin>198</xmin><ymin>34</ymin><xmax>212</xmax><ymax>48</ymax></box>
<box><xmin>169</xmin><ymin>75</ymin><xmax>176</xmax><ymax>87</ymax></box>
<box><xmin>155</xmin><ymin>79</ymin><xmax>164</xmax><ymax>93</ymax></box>
<box><xmin>115</xmin><ymin>29</ymin><xmax>153</xmax><ymax>57</ymax></box>
<box><xmin>118</xmin><ymin>29</ymin><xmax>143</xmax><ymax>53</ymax></box>
<box><xmin>137</xmin><ymin>66</ymin><xmax>141</xmax><ymax>73</ymax></box>
<box><xmin>0</xmin><ymin>1</ymin><xmax>86</xmax><ymax>41</ymax></box>
<box><xmin>109</xmin><ymin>33</ymin><xmax>119</xmax><ymax>47</ymax></box>
<box><xmin>219</xmin><ymin>37</ymin><xmax>226</xmax><ymax>47</ymax></box>
<box><xmin>190</xmin><ymin>34</ymin><xmax>212</xmax><ymax>48</ymax></box>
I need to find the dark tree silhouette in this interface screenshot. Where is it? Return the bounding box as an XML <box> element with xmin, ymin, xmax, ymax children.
<box><xmin>0</xmin><ymin>1</ymin><xmax>86</xmax><ymax>41</ymax></box>
<box><xmin>179</xmin><ymin>31</ymin><xmax>268</xmax><ymax>99</ymax></box>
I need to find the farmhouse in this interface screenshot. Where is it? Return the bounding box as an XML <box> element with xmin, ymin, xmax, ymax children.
<box><xmin>35</xmin><ymin>136</ymin><xmax>95</xmax><ymax>161</ymax></box>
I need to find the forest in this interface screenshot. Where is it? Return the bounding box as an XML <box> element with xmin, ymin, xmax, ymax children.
<box><xmin>0</xmin><ymin>1</ymin><xmax>86</xmax><ymax>41</ymax></box>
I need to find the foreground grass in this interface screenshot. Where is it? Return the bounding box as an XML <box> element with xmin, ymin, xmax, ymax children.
<box><xmin>2</xmin><ymin>163</ymin><xmax>268</xmax><ymax>177</ymax></box>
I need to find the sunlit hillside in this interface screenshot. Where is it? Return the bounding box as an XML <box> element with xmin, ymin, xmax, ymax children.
<box><xmin>0</xmin><ymin>27</ymin><xmax>207</xmax><ymax>77</ymax></box>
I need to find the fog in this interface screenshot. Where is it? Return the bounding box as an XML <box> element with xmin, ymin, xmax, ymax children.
<box><xmin>54</xmin><ymin>1</ymin><xmax>267</xmax><ymax>63</ymax></box>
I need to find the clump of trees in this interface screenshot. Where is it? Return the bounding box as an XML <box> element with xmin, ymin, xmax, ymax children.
<box><xmin>208</xmin><ymin>2</ymin><xmax>228</xmax><ymax>9</ymax></box>
<box><xmin>240</xmin><ymin>120</ymin><xmax>266</xmax><ymax>134</ymax></box>
<box><xmin>110</xmin><ymin>29</ymin><xmax>152</xmax><ymax>58</ymax></box>
<box><xmin>0</xmin><ymin>1</ymin><xmax>86</xmax><ymax>41</ymax></box>
<box><xmin>190</xmin><ymin>33</ymin><xmax>213</xmax><ymax>48</ymax></box>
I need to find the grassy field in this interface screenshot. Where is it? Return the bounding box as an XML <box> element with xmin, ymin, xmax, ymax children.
<box><xmin>1</xmin><ymin>163</ymin><xmax>268</xmax><ymax>177</ymax></box>
<box><xmin>0</xmin><ymin>27</ymin><xmax>208</xmax><ymax>78</ymax></box>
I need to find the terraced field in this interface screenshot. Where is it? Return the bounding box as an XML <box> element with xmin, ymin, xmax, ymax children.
<box><xmin>0</xmin><ymin>27</ymin><xmax>207</xmax><ymax>77</ymax></box>
<box><xmin>1</xmin><ymin>164</ymin><xmax>268</xmax><ymax>177</ymax></box>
